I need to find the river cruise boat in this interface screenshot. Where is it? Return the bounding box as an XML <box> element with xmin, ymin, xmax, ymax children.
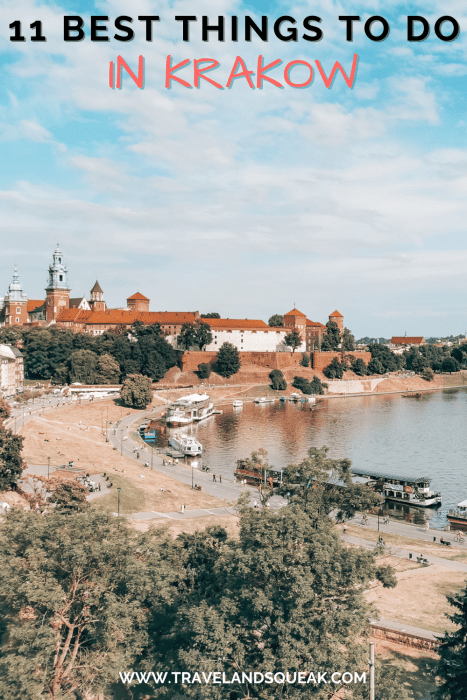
<box><xmin>447</xmin><ymin>501</ymin><xmax>467</xmax><ymax>531</ymax></box>
<box><xmin>233</xmin><ymin>400</ymin><xmax>243</xmax><ymax>408</ymax></box>
<box><xmin>168</xmin><ymin>433</ymin><xmax>203</xmax><ymax>456</ymax></box>
<box><xmin>350</xmin><ymin>468</ymin><xmax>442</xmax><ymax>507</ymax></box>
<box><xmin>166</xmin><ymin>393</ymin><xmax>215</xmax><ymax>426</ymax></box>
<box><xmin>235</xmin><ymin>459</ymin><xmax>282</xmax><ymax>488</ymax></box>
<box><xmin>254</xmin><ymin>396</ymin><xmax>275</xmax><ymax>404</ymax></box>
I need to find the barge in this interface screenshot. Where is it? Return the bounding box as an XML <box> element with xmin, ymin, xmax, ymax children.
<box><xmin>166</xmin><ymin>393</ymin><xmax>215</xmax><ymax>426</ymax></box>
<box><xmin>447</xmin><ymin>501</ymin><xmax>467</xmax><ymax>531</ymax></box>
<box><xmin>350</xmin><ymin>468</ymin><xmax>441</xmax><ymax>507</ymax></box>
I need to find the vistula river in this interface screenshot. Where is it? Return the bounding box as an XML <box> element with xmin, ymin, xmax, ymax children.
<box><xmin>150</xmin><ymin>387</ymin><xmax>467</xmax><ymax>529</ymax></box>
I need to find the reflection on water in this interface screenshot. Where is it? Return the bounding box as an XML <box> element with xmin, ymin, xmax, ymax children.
<box><xmin>149</xmin><ymin>388</ymin><xmax>467</xmax><ymax>528</ymax></box>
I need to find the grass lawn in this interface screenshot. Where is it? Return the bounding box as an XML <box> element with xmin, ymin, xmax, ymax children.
<box><xmin>91</xmin><ymin>474</ymin><xmax>147</xmax><ymax>515</ymax></box>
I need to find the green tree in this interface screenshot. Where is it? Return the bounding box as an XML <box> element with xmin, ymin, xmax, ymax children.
<box><xmin>268</xmin><ymin>314</ymin><xmax>284</xmax><ymax>327</ymax></box>
<box><xmin>309</xmin><ymin>375</ymin><xmax>327</xmax><ymax>394</ymax></box>
<box><xmin>351</xmin><ymin>357</ymin><xmax>368</xmax><ymax>376</ymax></box>
<box><xmin>198</xmin><ymin>362</ymin><xmax>211</xmax><ymax>379</ymax></box>
<box><xmin>269</xmin><ymin>369</ymin><xmax>287</xmax><ymax>390</ymax></box>
<box><xmin>96</xmin><ymin>353</ymin><xmax>121</xmax><ymax>384</ymax></box>
<box><xmin>342</xmin><ymin>327</ymin><xmax>356</xmax><ymax>350</ymax></box>
<box><xmin>0</xmin><ymin>398</ymin><xmax>11</xmax><ymax>422</ymax></box>
<box><xmin>436</xmin><ymin>581</ymin><xmax>467</xmax><ymax>700</ymax></box>
<box><xmin>300</xmin><ymin>352</ymin><xmax>310</xmax><ymax>367</ymax></box>
<box><xmin>368</xmin><ymin>343</ymin><xmax>401</xmax><ymax>372</ymax></box>
<box><xmin>69</xmin><ymin>349</ymin><xmax>98</xmax><ymax>384</ymax></box>
<box><xmin>48</xmin><ymin>479</ymin><xmax>90</xmax><ymax>512</ymax></box>
<box><xmin>216</xmin><ymin>343</ymin><xmax>241</xmax><ymax>378</ymax></box>
<box><xmin>368</xmin><ymin>357</ymin><xmax>384</xmax><ymax>375</ymax></box>
<box><xmin>323</xmin><ymin>356</ymin><xmax>347</xmax><ymax>379</ymax></box>
<box><xmin>0</xmin><ymin>509</ymin><xmax>179</xmax><ymax>700</ymax></box>
<box><xmin>51</xmin><ymin>363</ymin><xmax>69</xmax><ymax>385</ymax></box>
<box><xmin>284</xmin><ymin>328</ymin><xmax>302</xmax><ymax>352</ymax></box>
<box><xmin>177</xmin><ymin>321</ymin><xmax>213</xmax><ymax>351</ymax></box>
<box><xmin>0</xmin><ymin>427</ymin><xmax>24</xmax><ymax>490</ymax></box>
<box><xmin>120</xmin><ymin>374</ymin><xmax>152</xmax><ymax>408</ymax></box>
<box><xmin>194</xmin><ymin>321</ymin><xmax>213</xmax><ymax>350</ymax></box>
<box><xmin>292</xmin><ymin>376</ymin><xmax>314</xmax><ymax>394</ymax></box>
<box><xmin>442</xmin><ymin>356</ymin><xmax>459</xmax><ymax>374</ymax></box>
<box><xmin>200</xmin><ymin>312</ymin><xmax>221</xmax><ymax>318</ymax></box>
<box><xmin>321</xmin><ymin>320</ymin><xmax>341</xmax><ymax>351</ymax></box>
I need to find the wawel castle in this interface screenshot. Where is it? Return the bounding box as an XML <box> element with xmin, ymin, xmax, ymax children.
<box><xmin>0</xmin><ymin>246</ymin><xmax>343</xmax><ymax>354</ymax></box>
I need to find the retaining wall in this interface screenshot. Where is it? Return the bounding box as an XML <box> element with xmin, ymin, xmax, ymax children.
<box><xmin>180</xmin><ymin>351</ymin><xmax>304</xmax><ymax>372</ymax></box>
<box><xmin>312</xmin><ymin>351</ymin><xmax>372</xmax><ymax>372</ymax></box>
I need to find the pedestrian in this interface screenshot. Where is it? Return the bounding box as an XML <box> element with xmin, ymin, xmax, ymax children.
<box><xmin>384</xmin><ymin>516</ymin><xmax>389</xmax><ymax>525</ymax></box>
<box><xmin>343</xmin><ymin>524</ymin><xmax>348</xmax><ymax>535</ymax></box>
<box><xmin>213</xmin><ymin>474</ymin><xmax>216</xmax><ymax>482</ymax></box>
<box><xmin>219</xmin><ymin>475</ymin><xmax>222</xmax><ymax>483</ymax></box>
<box><xmin>181</xmin><ymin>504</ymin><xmax>185</xmax><ymax>513</ymax></box>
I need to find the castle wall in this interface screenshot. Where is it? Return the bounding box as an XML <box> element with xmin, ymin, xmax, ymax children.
<box><xmin>180</xmin><ymin>351</ymin><xmax>305</xmax><ymax>372</ymax></box>
<box><xmin>312</xmin><ymin>351</ymin><xmax>371</xmax><ymax>372</ymax></box>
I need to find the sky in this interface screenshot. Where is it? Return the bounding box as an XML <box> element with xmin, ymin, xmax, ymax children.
<box><xmin>1</xmin><ymin>0</ymin><xmax>467</xmax><ymax>338</ymax></box>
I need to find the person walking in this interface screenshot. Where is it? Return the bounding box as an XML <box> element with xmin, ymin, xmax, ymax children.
<box><xmin>213</xmin><ymin>474</ymin><xmax>216</xmax><ymax>482</ymax></box>
<box><xmin>343</xmin><ymin>524</ymin><xmax>348</xmax><ymax>535</ymax></box>
<box><xmin>219</xmin><ymin>475</ymin><xmax>222</xmax><ymax>483</ymax></box>
<box><xmin>181</xmin><ymin>504</ymin><xmax>185</xmax><ymax>513</ymax></box>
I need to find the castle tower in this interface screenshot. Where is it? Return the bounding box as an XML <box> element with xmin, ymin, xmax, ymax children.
<box><xmin>45</xmin><ymin>244</ymin><xmax>70</xmax><ymax>322</ymax></box>
<box><xmin>89</xmin><ymin>280</ymin><xmax>105</xmax><ymax>312</ymax></box>
<box><xmin>283</xmin><ymin>307</ymin><xmax>307</xmax><ymax>335</ymax></box>
<box><xmin>3</xmin><ymin>265</ymin><xmax>29</xmax><ymax>325</ymax></box>
<box><xmin>329</xmin><ymin>310</ymin><xmax>344</xmax><ymax>333</ymax></box>
<box><xmin>127</xmin><ymin>292</ymin><xmax>150</xmax><ymax>313</ymax></box>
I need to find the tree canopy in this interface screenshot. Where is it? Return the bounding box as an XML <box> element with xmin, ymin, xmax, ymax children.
<box><xmin>321</xmin><ymin>321</ymin><xmax>341</xmax><ymax>351</ymax></box>
<box><xmin>269</xmin><ymin>369</ymin><xmax>287</xmax><ymax>390</ymax></box>
<box><xmin>436</xmin><ymin>581</ymin><xmax>467</xmax><ymax>700</ymax></box>
<box><xmin>178</xmin><ymin>321</ymin><xmax>213</xmax><ymax>351</ymax></box>
<box><xmin>268</xmin><ymin>314</ymin><xmax>284</xmax><ymax>327</ymax></box>
<box><xmin>216</xmin><ymin>342</ymin><xmax>241</xmax><ymax>378</ymax></box>
<box><xmin>323</xmin><ymin>357</ymin><xmax>347</xmax><ymax>380</ymax></box>
<box><xmin>120</xmin><ymin>374</ymin><xmax>152</xmax><ymax>409</ymax></box>
<box><xmin>284</xmin><ymin>329</ymin><xmax>302</xmax><ymax>352</ymax></box>
<box><xmin>0</xmin><ymin>427</ymin><xmax>24</xmax><ymax>491</ymax></box>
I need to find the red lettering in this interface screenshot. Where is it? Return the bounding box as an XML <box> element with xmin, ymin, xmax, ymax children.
<box><xmin>315</xmin><ymin>53</ymin><xmax>358</xmax><ymax>88</ymax></box>
<box><xmin>194</xmin><ymin>59</ymin><xmax>223</xmax><ymax>89</ymax></box>
<box><xmin>165</xmin><ymin>55</ymin><xmax>191</xmax><ymax>88</ymax></box>
<box><xmin>257</xmin><ymin>56</ymin><xmax>283</xmax><ymax>88</ymax></box>
<box><xmin>226</xmin><ymin>56</ymin><xmax>254</xmax><ymax>89</ymax></box>
<box><xmin>284</xmin><ymin>60</ymin><xmax>313</xmax><ymax>88</ymax></box>
<box><xmin>109</xmin><ymin>60</ymin><xmax>114</xmax><ymax>88</ymax></box>
<box><xmin>116</xmin><ymin>55</ymin><xmax>144</xmax><ymax>89</ymax></box>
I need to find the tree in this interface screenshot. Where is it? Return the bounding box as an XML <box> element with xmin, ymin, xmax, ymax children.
<box><xmin>442</xmin><ymin>356</ymin><xmax>459</xmax><ymax>374</ymax></box>
<box><xmin>194</xmin><ymin>321</ymin><xmax>213</xmax><ymax>351</ymax></box>
<box><xmin>436</xmin><ymin>582</ymin><xmax>467</xmax><ymax>700</ymax></box>
<box><xmin>69</xmin><ymin>349</ymin><xmax>98</xmax><ymax>384</ymax></box>
<box><xmin>342</xmin><ymin>327</ymin><xmax>356</xmax><ymax>351</ymax></box>
<box><xmin>0</xmin><ymin>509</ymin><xmax>179</xmax><ymax>700</ymax></box>
<box><xmin>157</xmin><ymin>486</ymin><xmax>394</xmax><ymax>700</ymax></box>
<box><xmin>368</xmin><ymin>343</ymin><xmax>402</xmax><ymax>372</ymax></box>
<box><xmin>351</xmin><ymin>357</ymin><xmax>368</xmax><ymax>376</ymax></box>
<box><xmin>120</xmin><ymin>374</ymin><xmax>152</xmax><ymax>408</ymax></box>
<box><xmin>216</xmin><ymin>343</ymin><xmax>241</xmax><ymax>378</ymax></box>
<box><xmin>411</xmin><ymin>355</ymin><xmax>428</xmax><ymax>373</ymax></box>
<box><xmin>269</xmin><ymin>369</ymin><xmax>287</xmax><ymax>391</ymax></box>
<box><xmin>323</xmin><ymin>356</ymin><xmax>347</xmax><ymax>379</ymax></box>
<box><xmin>321</xmin><ymin>320</ymin><xmax>341</xmax><ymax>351</ymax></box>
<box><xmin>268</xmin><ymin>314</ymin><xmax>283</xmax><ymax>327</ymax></box>
<box><xmin>0</xmin><ymin>426</ymin><xmax>24</xmax><ymax>490</ymax></box>
<box><xmin>177</xmin><ymin>321</ymin><xmax>213</xmax><ymax>351</ymax></box>
<box><xmin>0</xmin><ymin>398</ymin><xmax>11</xmax><ymax>422</ymax></box>
<box><xmin>96</xmin><ymin>353</ymin><xmax>121</xmax><ymax>384</ymax></box>
<box><xmin>198</xmin><ymin>362</ymin><xmax>211</xmax><ymax>379</ymax></box>
<box><xmin>48</xmin><ymin>479</ymin><xmax>90</xmax><ymax>512</ymax></box>
<box><xmin>200</xmin><ymin>312</ymin><xmax>220</xmax><ymax>318</ymax></box>
<box><xmin>368</xmin><ymin>357</ymin><xmax>384</xmax><ymax>375</ymax></box>
<box><xmin>422</xmin><ymin>367</ymin><xmax>434</xmax><ymax>382</ymax></box>
<box><xmin>284</xmin><ymin>328</ymin><xmax>302</xmax><ymax>352</ymax></box>
<box><xmin>300</xmin><ymin>352</ymin><xmax>310</xmax><ymax>367</ymax></box>
<box><xmin>309</xmin><ymin>375</ymin><xmax>327</xmax><ymax>394</ymax></box>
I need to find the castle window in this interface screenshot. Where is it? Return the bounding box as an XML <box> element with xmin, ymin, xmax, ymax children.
<box><xmin>59</xmin><ymin>275</ymin><xmax>63</xmax><ymax>282</ymax></box>
<box><xmin>15</xmin><ymin>318</ymin><xmax>19</xmax><ymax>323</ymax></box>
<box><xmin>16</xmin><ymin>307</ymin><xmax>21</xmax><ymax>314</ymax></box>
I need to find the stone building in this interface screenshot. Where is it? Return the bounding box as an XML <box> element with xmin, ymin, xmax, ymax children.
<box><xmin>203</xmin><ymin>318</ymin><xmax>305</xmax><ymax>353</ymax></box>
<box><xmin>0</xmin><ymin>265</ymin><xmax>29</xmax><ymax>326</ymax></box>
<box><xmin>0</xmin><ymin>344</ymin><xmax>23</xmax><ymax>397</ymax></box>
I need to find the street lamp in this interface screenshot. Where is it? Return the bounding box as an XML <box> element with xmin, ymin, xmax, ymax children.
<box><xmin>47</xmin><ymin>456</ymin><xmax>50</xmax><ymax>479</ymax></box>
<box><xmin>117</xmin><ymin>487</ymin><xmax>121</xmax><ymax>517</ymax></box>
<box><xmin>377</xmin><ymin>507</ymin><xmax>383</xmax><ymax>532</ymax></box>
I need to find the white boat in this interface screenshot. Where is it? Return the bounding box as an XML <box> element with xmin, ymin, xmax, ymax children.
<box><xmin>351</xmin><ymin>468</ymin><xmax>442</xmax><ymax>508</ymax></box>
<box><xmin>289</xmin><ymin>393</ymin><xmax>301</xmax><ymax>402</ymax></box>
<box><xmin>308</xmin><ymin>397</ymin><xmax>316</xmax><ymax>405</ymax></box>
<box><xmin>233</xmin><ymin>400</ymin><xmax>243</xmax><ymax>408</ymax></box>
<box><xmin>166</xmin><ymin>393</ymin><xmax>215</xmax><ymax>426</ymax></box>
<box><xmin>168</xmin><ymin>433</ymin><xmax>203</xmax><ymax>456</ymax></box>
<box><xmin>255</xmin><ymin>396</ymin><xmax>275</xmax><ymax>404</ymax></box>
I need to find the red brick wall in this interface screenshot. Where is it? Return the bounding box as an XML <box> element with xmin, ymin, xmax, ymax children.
<box><xmin>180</xmin><ymin>351</ymin><xmax>305</xmax><ymax>372</ymax></box>
<box><xmin>312</xmin><ymin>351</ymin><xmax>371</xmax><ymax>371</ymax></box>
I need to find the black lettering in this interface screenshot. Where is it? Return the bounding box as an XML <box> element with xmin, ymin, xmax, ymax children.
<box><xmin>9</xmin><ymin>20</ymin><xmax>25</xmax><ymax>42</ymax></box>
<box><xmin>274</xmin><ymin>16</ymin><xmax>297</xmax><ymax>42</ymax></box>
<box><xmin>231</xmin><ymin>16</ymin><xmax>238</xmax><ymax>42</ymax></box>
<box><xmin>64</xmin><ymin>16</ymin><xmax>85</xmax><ymax>42</ymax></box>
<box><xmin>364</xmin><ymin>16</ymin><xmax>390</xmax><ymax>41</ymax></box>
<box><xmin>339</xmin><ymin>16</ymin><xmax>360</xmax><ymax>42</ymax></box>
<box><xmin>303</xmin><ymin>16</ymin><xmax>322</xmax><ymax>42</ymax></box>
<box><xmin>114</xmin><ymin>16</ymin><xmax>134</xmax><ymax>42</ymax></box>
<box><xmin>434</xmin><ymin>16</ymin><xmax>460</xmax><ymax>42</ymax></box>
<box><xmin>202</xmin><ymin>16</ymin><xmax>224</xmax><ymax>41</ymax></box>
<box><xmin>137</xmin><ymin>16</ymin><xmax>160</xmax><ymax>41</ymax></box>
<box><xmin>245</xmin><ymin>16</ymin><xmax>268</xmax><ymax>42</ymax></box>
<box><xmin>91</xmin><ymin>16</ymin><xmax>109</xmax><ymax>41</ymax></box>
<box><xmin>30</xmin><ymin>20</ymin><xmax>46</xmax><ymax>42</ymax></box>
<box><xmin>175</xmin><ymin>16</ymin><xmax>197</xmax><ymax>42</ymax></box>
<box><xmin>407</xmin><ymin>16</ymin><xmax>430</xmax><ymax>42</ymax></box>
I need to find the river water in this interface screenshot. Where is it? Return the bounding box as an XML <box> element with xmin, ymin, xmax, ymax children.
<box><xmin>150</xmin><ymin>387</ymin><xmax>467</xmax><ymax>528</ymax></box>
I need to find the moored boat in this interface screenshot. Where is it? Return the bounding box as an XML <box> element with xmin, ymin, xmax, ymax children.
<box><xmin>168</xmin><ymin>433</ymin><xmax>203</xmax><ymax>456</ymax></box>
<box><xmin>166</xmin><ymin>393</ymin><xmax>215</xmax><ymax>426</ymax></box>
<box><xmin>233</xmin><ymin>400</ymin><xmax>243</xmax><ymax>408</ymax></box>
<box><xmin>254</xmin><ymin>396</ymin><xmax>274</xmax><ymax>404</ymax></box>
<box><xmin>447</xmin><ymin>501</ymin><xmax>467</xmax><ymax>531</ymax></box>
<box><xmin>350</xmin><ymin>468</ymin><xmax>442</xmax><ymax>507</ymax></box>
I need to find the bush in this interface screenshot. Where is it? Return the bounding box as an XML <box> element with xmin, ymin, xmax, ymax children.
<box><xmin>300</xmin><ymin>353</ymin><xmax>310</xmax><ymax>367</ymax></box>
<box><xmin>216</xmin><ymin>343</ymin><xmax>241</xmax><ymax>378</ymax></box>
<box><xmin>368</xmin><ymin>357</ymin><xmax>384</xmax><ymax>375</ymax></box>
<box><xmin>198</xmin><ymin>363</ymin><xmax>211</xmax><ymax>379</ymax></box>
<box><xmin>309</xmin><ymin>376</ymin><xmax>326</xmax><ymax>395</ymax></box>
<box><xmin>269</xmin><ymin>369</ymin><xmax>287</xmax><ymax>391</ymax></box>
<box><xmin>422</xmin><ymin>367</ymin><xmax>434</xmax><ymax>382</ymax></box>
<box><xmin>351</xmin><ymin>358</ymin><xmax>368</xmax><ymax>376</ymax></box>
<box><xmin>442</xmin><ymin>357</ymin><xmax>459</xmax><ymax>374</ymax></box>
<box><xmin>323</xmin><ymin>357</ymin><xmax>346</xmax><ymax>380</ymax></box>
<box><xmin>120</xmin><ymin>374</ymin><xmax>152</xmax><ymax>409</ymax></box>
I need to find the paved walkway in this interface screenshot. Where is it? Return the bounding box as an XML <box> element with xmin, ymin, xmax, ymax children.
<box><xmin>347</xmin><ymin>512</ymin><xmax>465</xmax><ymax>544</ymax></box>
<box><xmin>131</xmin><ymin>506</ymin><xmax>237</xmax><ymax>521</ymax></box>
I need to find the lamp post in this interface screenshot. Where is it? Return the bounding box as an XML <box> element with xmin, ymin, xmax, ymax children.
<box><xmin>377</xmin><ymin>507</ymin><xmax>383</xmax><ymax>532</ymax></box>
<box><xmin>117</xmin><ymin>487</ymin><xmax>121</xmax><ymax>517</ymax></box>
<box><xmin>47</xmin><ymin>456</ymin><xmax>50</xmax><ymax>479</ymax></box>
<box><xmin>191</xmin><ymin>460</ymin><xmax>194</xmax><ymax>489</ymax></box>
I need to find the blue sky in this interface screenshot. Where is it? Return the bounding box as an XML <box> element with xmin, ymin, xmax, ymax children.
<box><xmin>1</xmin><ymin>1</ymin><xmax>467</xmax><ymax>337</ymax></box>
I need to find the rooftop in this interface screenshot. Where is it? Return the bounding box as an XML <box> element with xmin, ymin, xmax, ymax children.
<box><xmin>127</xmin><ymin>292</ymin><xmax>149</xmax><ymax>301</ymax></box>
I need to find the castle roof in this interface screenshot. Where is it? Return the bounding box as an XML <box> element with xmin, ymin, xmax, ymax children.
<box><xmin>127</xmin><ymin>292</ymin><xmax>149</xmax><ymax>301</ymax></box>
<box><xmin>55</xmin><ymin>309</ymin><xmax>198</xmax><ymax>327</ymax></box>
<box><xmin>90</xmin><ymin>281</ymin><xmax>103</xmax><ymax>294</ymax></box>
<box><xmin>284</xmin><ymin>308</ymin><xmax>306</xmax><ymax>317</ymax></box>
<box><xmin>27</xmin><ymin>300</ymin><xmax>45</xmax><ymax>313</ymax></box>
<box><xmin>329</xmin><ymin>310</ymin><xmax>343</xmax><ymax>317</ymax></box>
<box><xmin>205</xmin><ymin>318</ymin><xmax>273</xmax><ymax>330</ymax></box>
<box><xmin>391</xmin><ymin>337</ymin><xmax>425</xmax><ymax>345</ymax></box>
<box><xmin>306</xmin><ymin>319</ymin><xmax>326</xmax><ymax>328</ymax></box>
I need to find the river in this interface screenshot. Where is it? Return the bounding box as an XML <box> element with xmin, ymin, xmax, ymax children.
<box><xmin>149</xmin><ymin>387</ymin><xmax>467</xmax><ymax>528</ymax></box>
